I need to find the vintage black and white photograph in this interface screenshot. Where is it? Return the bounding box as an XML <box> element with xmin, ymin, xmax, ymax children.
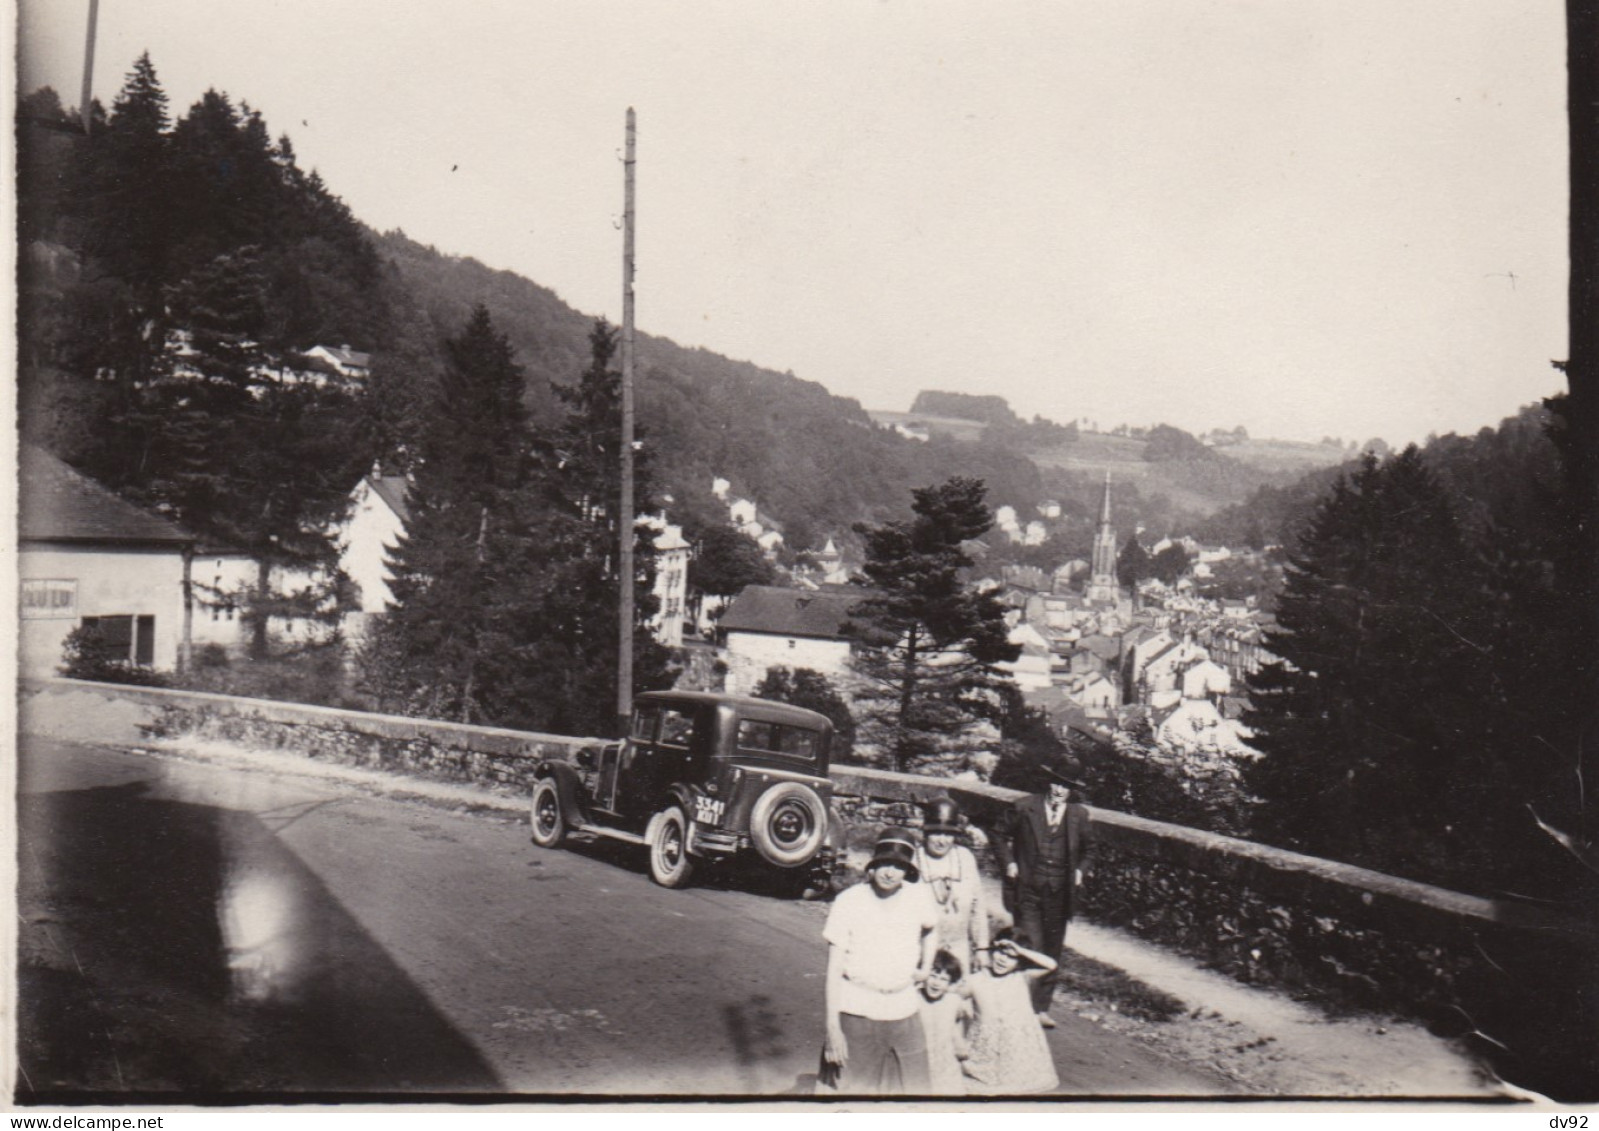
<box><xmin>10</xmin><ymin>0</ymin><xmax>1596</xmax><ymax>1109</ymax></box>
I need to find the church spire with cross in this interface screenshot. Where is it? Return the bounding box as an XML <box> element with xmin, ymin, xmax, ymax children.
<box><xmin>1086</xmin><ymin>471</ymin><xmax>1120</xmax><ymax>605</ymax></box>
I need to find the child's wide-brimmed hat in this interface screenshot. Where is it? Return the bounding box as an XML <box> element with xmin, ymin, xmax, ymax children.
<box><xmin>921</xmin><ymin>797</ymin><xmax>965</xmax><ymax>835</ymax></box>
<box><xmin>868</xmin><ymin>827</ymin><xmax>921</xmax><ymax>882</ymax></box>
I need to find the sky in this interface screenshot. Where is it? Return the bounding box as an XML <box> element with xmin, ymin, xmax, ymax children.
<box><xmin>15</xmin><ymin>0</ymin><xmax>1571</xmax><ymax>446</ymax></box>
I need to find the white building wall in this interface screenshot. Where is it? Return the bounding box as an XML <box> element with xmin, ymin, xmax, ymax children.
<box><xmin>651</xmin><ymin>545</ymin><xmax>691</xmax><ymax>648</ymax></box>
<box><xmin>189</xmin><ymin>554</ymin><xmax>257</xmax><ymax>649</ymax></box>
<box><xmin>341</xmin><ymin>479</ymin><xmax>405</xmax><ymax>614</ymax></box>
<box><xmin>722</xmin><ymin>632</ymin><xmax>852</xmax><ymax>695</ymax></box>
<box><xmin>19</xmin><ymin>545</ymin><xmax>187</xmax><ymax>675</ymax></box>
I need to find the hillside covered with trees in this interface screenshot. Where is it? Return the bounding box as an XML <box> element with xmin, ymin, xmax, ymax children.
<box><xmin>21</xmin><ymin>54</ymin><xmax>1318</xmax><ymax>573</ymax></box>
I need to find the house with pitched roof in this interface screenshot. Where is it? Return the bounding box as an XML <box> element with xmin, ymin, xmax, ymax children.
<box><xmin>18</xmin><ymin>446</ymin><xmax>194</xmax><ymax>676</ymax></box>
<box><xmin>338</xmin><ymin>468</ymin><xmax>413</xmax><ymax>636</ymax></box>
<box><xmin>301</xmin><ymin>344</ymin><xmax>372</xmax><ymax>379</ymax></box>
<box><xmin>1000</xmin><ymin>621</ymin><xmax>1054</xmax><ymax>691</ymax></box>
<box><xmin>716</xmin><ymin>584</ymin><xmax>860</xmax><ymax>694</ymax></box>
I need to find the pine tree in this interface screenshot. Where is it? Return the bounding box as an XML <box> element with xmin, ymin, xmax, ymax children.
<box><xmin>848</xmin><ymin>477</ymin><xmax>1019</xmax><ymax>773</ymax></box>
<box><xmin>149</xmin><ymin>249</ymin><xmax>366</xmax><ymax>657</ymax></box>
<box><xmin>1242</xmin><ymin>448</ymin><xmax>1524</xmax><ymax>890</ymax></box>
<box><xmin>531</xmin><ymin>320</ymin><xmax>675</xmax><ymax>736</ymax></box>
<box><xmin>82</xmin><ymin>53</ymin><xmax>173</xmax><ymax>298</ymax></box>
<box><xmin>381</xmin><ymin>306</ymin><xmax>537</xmax><ymax>724</ymax></box>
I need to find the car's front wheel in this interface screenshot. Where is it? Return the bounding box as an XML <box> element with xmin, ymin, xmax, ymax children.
<box><xmin>530</xmin><ymin>777</ymin><xmax>567</xmax><ymax>848</ymax></box>
<box><xmin>648</xmin><ymin>805</ymin><xmax>696</xmax><ymax>888</ymax></box>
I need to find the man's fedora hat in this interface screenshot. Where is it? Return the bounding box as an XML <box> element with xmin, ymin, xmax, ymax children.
<box><xmin>868</xmin><ymin>827</ymin><xmax>922</xmax><ymax>882</ymax></box>
<box><xmin>921</xmin><ymin>797</ymin><xmax>965</xmax><ymax>835</ymax></box>
<box><xmin>1041</xmin><ymin>758</ymin><xmax>1088</xmax><ymax>790</ymax></box>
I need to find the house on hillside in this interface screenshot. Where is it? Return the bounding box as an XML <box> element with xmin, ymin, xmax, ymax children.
<box><xmin>18</xmin><ymin>446</ymin><xmax>194</xmax><ymax>676</ymax></box>
<box><xmin>812</xmin><ymin>536</ymin><xmax>850</xmax><ymax>586</ymax></box>
<box><xmin>302</xmin><ymin>344</ymin><xmax>372</xmax><ymax>379</ymax></box>
<box><xmin>644</xmin><ymin>516</ymin><xmax>692</xmax><ymax>648</ymax></box>
<box><xmin>716</xmin><ymin>585</ymin><xmax>860</xmax><ymax>694</ymax></box>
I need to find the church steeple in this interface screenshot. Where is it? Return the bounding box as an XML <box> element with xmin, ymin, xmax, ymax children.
<box><xmin>1086</xmin><ymin>472</ymin><xmax>1119</xmax><ymax>605</ymax></box>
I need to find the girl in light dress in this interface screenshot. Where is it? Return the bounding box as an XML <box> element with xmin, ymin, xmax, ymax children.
<box><xmin>961</xmin><ymin>930</ymin><xmax>1060</xmax><ymax>1095</ymax></box>
<box><xmin>917</xmin><ymin>949</ymin><xmax>973</xmax><ymax>1095</ymax></box>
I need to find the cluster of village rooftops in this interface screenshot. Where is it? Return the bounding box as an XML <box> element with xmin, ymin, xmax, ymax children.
<box><xmin>20</xmin><ymin>435</ymin><xmax>1269</xmax><ymax>763</ymax></box>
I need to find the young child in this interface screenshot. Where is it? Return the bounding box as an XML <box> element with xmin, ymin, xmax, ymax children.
<box><xmin>961</xmin><ymin>929</ymin><xmax>1060</xmax><ymax>1094</ymax></box>
<box><xmin>918</xmin><ymin>949</ymin><xmax>972</xmax><ymax>1095</ymax></box>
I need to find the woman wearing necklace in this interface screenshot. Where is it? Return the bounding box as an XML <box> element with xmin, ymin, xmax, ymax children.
<box><xmin>914</xmin><ymin>798</ymin><xmax>991</xmax><ymax>973</ymax></box>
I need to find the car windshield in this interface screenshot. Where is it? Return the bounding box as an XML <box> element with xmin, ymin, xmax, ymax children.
<box><xmin>736</xmin><ymin>719</ymin><xmax>820</xmax><ymax>760</ymax></box>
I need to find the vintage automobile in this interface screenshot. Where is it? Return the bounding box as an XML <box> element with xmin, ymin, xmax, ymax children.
<box><xmin>528</xmin><ymin>690</ymin><xmax>840</xmax><ymax>893</ymax></box>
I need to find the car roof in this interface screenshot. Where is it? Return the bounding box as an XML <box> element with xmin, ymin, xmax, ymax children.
<box><xmin>634</xmin><ymin>690</ymin><xmax>832</xmax><ymax>730</ymax></box>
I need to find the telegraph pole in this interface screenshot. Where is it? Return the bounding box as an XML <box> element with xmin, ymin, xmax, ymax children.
<box><xmin>617</xmin><ymin>108</ymin><xmax>638</xmax><ymax>730</ymax></box>
<box><xmin>81</xmin><ymin>0</ymin><xmax>100</xmax><ymax>135</ymax></box>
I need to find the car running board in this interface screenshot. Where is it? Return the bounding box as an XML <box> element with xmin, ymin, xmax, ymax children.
<box><xmin>573</xmin><ymin>823</ymin><xmax>648</xmax><ymax>846</ymax></box>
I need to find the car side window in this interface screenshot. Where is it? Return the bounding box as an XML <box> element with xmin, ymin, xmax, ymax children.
<box><xmin>777</xmin><ymin>726</ymin><xmax>819</xmax><ymax>759</ymax></box>
<box><xmin>631</xmin><ymin>707</ymin><xmax>660</xmax><ymax>742</ymax></box>
<box><xmin>737</xmin><ymin>720</ymin><xmax>776</xmax><ymax>753</ymax></box>
<box><xmin>736</xmin><ymin>720</ymin><xmax>819</xmax><ymax>759</ymax></box>
<box><xmin>659</xmin><ymin>709</ymin><xmax>696</xmax><ymax>749</ymax></box>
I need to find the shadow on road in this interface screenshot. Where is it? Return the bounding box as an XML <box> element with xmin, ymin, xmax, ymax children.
<box><xmin>17</xmin><ymin>780</ymin><xmax>503</xmax><ymax>1102</ymax></box>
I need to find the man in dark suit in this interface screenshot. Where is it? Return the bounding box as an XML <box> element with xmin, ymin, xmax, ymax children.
<box><xmin>991</xmin><ymin>758</ymin><xmax>1093</xmax><ymax>1028</ymax></box>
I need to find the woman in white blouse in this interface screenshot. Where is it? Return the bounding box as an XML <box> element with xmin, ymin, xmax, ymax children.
<box><xmin>914</xmin><ymin>797</ymin><xmax>991</xmax><ymax>974</ymax></box>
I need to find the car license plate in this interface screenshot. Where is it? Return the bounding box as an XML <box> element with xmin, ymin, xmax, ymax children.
<box><xmin>694</xmin><ymin>796</ymin><xmax>726</xmax><ymax>826</ymax></box>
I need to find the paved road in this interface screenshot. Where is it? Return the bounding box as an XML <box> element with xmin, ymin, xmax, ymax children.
<box><xmin>16</xmin><ymin>737</ymin><xmax>1234</xmax><ymax>1099</ymax></box>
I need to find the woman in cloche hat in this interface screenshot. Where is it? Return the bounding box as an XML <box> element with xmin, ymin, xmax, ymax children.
<box><xmin>816</xmin><ymin>828</ymin><xmax>939</xmax><ymax>1095</ymax></box>
<box><xmin>914</xmin><ymin>797</ymin><xmax>991</xmax><ymax>973</ymax></box>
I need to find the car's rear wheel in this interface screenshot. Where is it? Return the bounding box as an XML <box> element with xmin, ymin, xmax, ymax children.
<box><xmin>530</xmin><ymin>777</ymin><xmax>566</xmax><ymax>848</ymax></box>
<box><xmin>649</xmin><ymin>805</ymin><xmax>696</xmax><ymax>888</ymax></box>
<box><xmin>749</xmin><ymin>782</ymin><xmax>828</xmax><ymax>868</ymax></box>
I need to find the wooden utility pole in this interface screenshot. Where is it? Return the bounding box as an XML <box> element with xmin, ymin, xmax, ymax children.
<box><xmin>617</xmin><ymin>107</ymin><xmax>638</xmax><ymax>730</ymax></box>
<box><xmin>80</xmin><ymin>0</ymin><xmax>100</xmax><ymax>135</ymax></box>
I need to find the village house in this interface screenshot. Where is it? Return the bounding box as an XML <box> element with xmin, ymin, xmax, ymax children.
<box><xmin>185</xmin><ymin>545</ymin><xmax>297</xmax><ymax>653</ymax></box>
<box><xmin>1052</xmin><ymin>560</ymin><xmax>1088</xmax><ymax>594</ymax></box>
<box><xmin>1000</xmin><ymin>622</ymin><xmax>1055</xmax><ymax>691</ymax></box>
<box><xmin>341</xmin><ymin>468</ymin><xmax>411</xmax><ymax>626</ymax></box>
<box><xmin>1152</xmin><ymin>695</ymin><xmax>1255</xmax><ymax>759</ymax></box>
<box><xmin>715</xmin><ymin>584</ymin><xmax>860</xmax><ymax>694</ymax></box>
<box><xmin>1066</xmin><ymin>670</ymin><xmax>1118</xmax><ymax>714</ymax></box>
<box><xmin>1137</xmin><ymin>637</ymin><xmax>1211</xmax><ymax>703</ymax></box>
<box><xmin>643</xmin><ymin>516</ymin><xmax>692</xmax><ymax>648</ymax></box>
<box><xmin>18</xmin><ymin>446</ymin><xmax>193</xmax><ymax>676</ymax></box>
<box><xmin>300</xmin><ymin>344</ymin><xmax>372</xmax><ymax>380</ymax></box>
<box><xmin>810</xmin><ymin>536</ymin><xmax>851</xmax><ymax>586</ymax></box>
<box><xmin>333</xmin><ymin>470</ymin><xmax>692</xmax><ymax>650</ymax></box>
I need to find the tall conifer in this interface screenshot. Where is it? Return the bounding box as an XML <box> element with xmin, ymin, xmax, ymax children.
<box><xmin>1242</xmin><ymin>448</ymin><xmax>1526</xmax><ymax>890</ymax></box>
<box><xmin>848</xmin><ymin>477</ymin><xmax>1019</xmax><ymax>772</ymax></box>
<box><xmin>381</xmin><ymin>305</ymin><xmax>535</xmax><ymax>724</ymax></box>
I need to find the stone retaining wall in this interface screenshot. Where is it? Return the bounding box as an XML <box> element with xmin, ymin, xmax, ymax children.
<box><xmin>21</xmin><ymin>677</ymin><xmax>1596</xmax><ymax>1089</ymax></box>
<box><xmin>18</xmin><ymin>678</ymin><xmax>593</xmax><ymax>793</ymax></box>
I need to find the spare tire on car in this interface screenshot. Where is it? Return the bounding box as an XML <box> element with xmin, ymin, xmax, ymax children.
<box><xmin>748</xmin><ymin>781</ymin><xmax>828</xmax><ymax>868</ymax></box>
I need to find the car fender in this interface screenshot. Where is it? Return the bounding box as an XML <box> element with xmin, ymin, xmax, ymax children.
<box><xmin>645</xmin><ymin>783</ymin><xmax>703</xmax><ymax>855</ymax></box>
<box><xmin>534</xmin><ymin>760</ymin><xmax>590</xmax><ymax>829</ymax></box>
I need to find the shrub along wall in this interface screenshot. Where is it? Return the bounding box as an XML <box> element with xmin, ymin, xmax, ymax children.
<box><xmin>22</xmin><ymin>678</ymin><xmax>1596</xmax><ymax>1095</ymax></box>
